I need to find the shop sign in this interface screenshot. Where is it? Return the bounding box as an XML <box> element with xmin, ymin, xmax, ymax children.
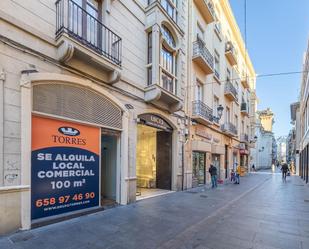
<box><xmin>31</xmin><ymin>116</ymin><xmax>100</xmax><ymax>220</ymax></box>
<box><xmin>195</xmin><ymin>127</ymin><xmax>212</xmax><ymax>140</ymax></box>
<box><xmin>240</xmin><ymin>149</ymin><xmax>249</xmax><ymax>155</ymax></box>
<box><xmin>138</xmin><ymin>114</ymin><xmax>172</xmax><ymax>132</ymax></box>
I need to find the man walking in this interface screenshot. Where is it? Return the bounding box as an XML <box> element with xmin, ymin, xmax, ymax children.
<box><xmin>209</xmin><ymin>164</ymin><xmax>218</xmax><ymax>188</ymax></box>
<box><xmin>281</xmin><ymin>162</ymin><xmax>289</xmax><ymax>182</ymax></box>
<box><xmin>235</xmin><ymin>164</ymin><xmax>241</xmax><ymax>184</ymax></box>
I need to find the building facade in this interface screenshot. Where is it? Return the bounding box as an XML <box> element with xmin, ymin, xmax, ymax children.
<box><xmin>251</xmin><ymin>109</ymin><xmax>275</xmax><ymax>170</ymax></box>
<box><xmin>290</xmin><ymin>102</ymin><xmax>300</xmax><ymax>175</ymax></box>
<box><xmin>0</xmin><ymin>0</ymin><xmax>256</xmax><ymax>234</ymax></box>
<box><xmin>185</xmin><ymin>0</ymin><xmax>256</xmax><ymax>187</ymax></box>
<box><xmin>299</xmin><ymin>39</ymin><xmax>309</xmax><ymax>183</ymax></box>
<box><xmin>277</xmin><ymin>136</ymin><xmax>287</xmax><ymax>163</ymax></box>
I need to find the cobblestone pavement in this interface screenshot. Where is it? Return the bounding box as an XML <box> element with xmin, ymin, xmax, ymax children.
<box><xmin>1</xmin><ymin>172</ymin><xmax>309</xmax><ymax>249</ymax></box>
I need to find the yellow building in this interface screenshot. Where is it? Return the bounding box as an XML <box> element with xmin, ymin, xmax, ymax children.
<box><xmin>259</xmin><ymin>108</ymin><xmax>274</xmax><ymax>132</ymax></box>
<box><xmin>186</xmin><ymin>0</ymin><xmax>257</xmax><ymax>187</ymax></box>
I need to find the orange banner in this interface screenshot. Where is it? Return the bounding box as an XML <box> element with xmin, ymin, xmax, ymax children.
<box><xmin>32</xmin><ymin>115</ymin><xmax>100</xmax><ymax>154</ymax></box>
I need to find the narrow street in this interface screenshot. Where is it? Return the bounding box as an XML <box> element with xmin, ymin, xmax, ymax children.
<box><xmin>1</xmin><ymin>172</ymin><xmax>309</xmax><ymax>249</ymax></box>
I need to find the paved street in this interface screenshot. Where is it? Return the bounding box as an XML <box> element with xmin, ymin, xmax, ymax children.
<box><xmin>1</xmin><ymin>172</ymin><xmax>309</xmax><ymax>249</ymax></box>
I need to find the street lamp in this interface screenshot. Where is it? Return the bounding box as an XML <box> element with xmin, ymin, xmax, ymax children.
<box><xmin>217</xmin><ymin>105</ymin><xmax>224</xmax><ymax>120</ymax></box>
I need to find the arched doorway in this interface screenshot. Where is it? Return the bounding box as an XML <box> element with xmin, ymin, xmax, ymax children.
<box><xmin>136</xmin><ymin>114</ymin><xmax>173</xmax><ymax>199</ymax></box>
<box><xmin>30</xmin><ymin>81</ymin><xmax>125</xmax><ymax>221</ymax></box>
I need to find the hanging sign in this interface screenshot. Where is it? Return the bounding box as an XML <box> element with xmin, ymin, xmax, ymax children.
<box><xmin>138</xmin><ymin>114</ymin><xmax>172</xmax><ymax>132</ymax></box>
<box><xmin>31</xmin><ymin>116</ymin><xmax>100</xmax><ymax>220</ymax></box>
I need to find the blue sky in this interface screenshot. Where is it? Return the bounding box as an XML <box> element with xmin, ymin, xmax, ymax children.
<box><xmin>229</xmin><ymin>0</ymin><xmax>309</xmax><ymax>137</ymax></box>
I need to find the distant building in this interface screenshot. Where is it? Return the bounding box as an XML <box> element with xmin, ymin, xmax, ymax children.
<box><xmin>251</xmin><ymin>109</ymin><xmax>275</xmax><ymax>170</ymax></box>
<box><xmin>289</xmin><ymin>102</ymin><xmax>300</xmax><ymax>174</ymax></box>
<box><xmin>277</xmin><ymin>136</ymin><xmax>287</xmax><ymax>163</ymax></box>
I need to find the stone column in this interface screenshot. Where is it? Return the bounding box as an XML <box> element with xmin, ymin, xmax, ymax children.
<box><xmin>151</xmin><ymin>24</ymin><xmax>161</xmax><ymax>86</ymax></box>
<box><xmin>0</xmin><ymin>69</ymin><xmax>4</xmax><ymax>186</ymax></box>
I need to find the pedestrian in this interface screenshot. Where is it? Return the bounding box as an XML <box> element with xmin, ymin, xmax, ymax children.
<box><xmin>235</xmin><ymin>164</ymin><xmax>241</xmax><ymax>184</ymax></box>
<box><xmin>281</xmin><ymin>162</ymin><xmax>289</xmax><ymax>182</ymax></box>
<box><xmin>252</xmin><ymin>164</ymin><xmax>256</xmax><ymax>172</ymax></box>
<box><xmin>230</xmin><ymin>169</ymin><xmax>236</xmax><ymax>183</ymax></box>
<box><xmin>209</xmin><ymin>164</ymin><xmax>218</xmax><ymax>188</ymax></box>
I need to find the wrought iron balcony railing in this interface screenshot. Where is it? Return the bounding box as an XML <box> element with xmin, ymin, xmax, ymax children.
<box><xmin>221</xmin><ymin>122</ymin><xmax>238</xmax><ymax>136</ymax></box>
<box><xmin>193</xmin><ymin>37</ymin><xmax>214</xmax><ymax>72</ymax></box>
<box><xmin>224</xmin><ymin>81</ymin><xmax>238</xmax><ymax>102</ymax></box>
<box><xmin>56</xmin><ymin>0</ymin><xmax>122</xmax><ymax>66</ymax></box>
<box><xmin>240</xmin><ymin>133</ymin><xmax>249</xmax><ymax>142</ymax></box>
<box><xmin>192</xmin><ymin>101</ymin><xmax>213</xmax><ymax>123</ymax></box>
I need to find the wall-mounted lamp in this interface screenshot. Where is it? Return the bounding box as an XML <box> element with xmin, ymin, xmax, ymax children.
<box><xmin>217</xmin><ymin>105</ymin><xmax>224</xmax><ymax>119</ymax></box>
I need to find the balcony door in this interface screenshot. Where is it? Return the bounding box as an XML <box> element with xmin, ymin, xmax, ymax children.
<box><xmin>70</xmin><ymin>0</ymin><xmax>101</xmax><ymax>48</ymax></box>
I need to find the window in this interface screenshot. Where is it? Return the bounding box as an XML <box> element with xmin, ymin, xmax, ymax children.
<box><xmin>214</xmin><ymin>50</ymin><xmax>220</xmax><ymax>77</ymax></box>
<box><xmin>213</xmin><ymin>96</ymin><xmax>219</xmax><ymax>117</ymax></box>
<box><xmin>226</xmin><ymin>107</ymin><xmax>230</xmax><ymax>123</ymax></box>
<box><xmin>196</xmin><ymin>80</ymin><xmax>203</xmax><ymax>102</ymax></box>
<box><xmin>197</xmin><ymin>22</ymin><xmax>204</xmax><ymax>41</ymax></box>
<box><xmin>147</xmin><ymin>32</ymin><xmax>153</xmax><ymax>85</ymax></box>
<box><xmin>235</xmin><ymin>115</ymin><xmax>238</xmax><ymax>130</ymax></box>
<box><xmin>160</xmin><ymin>0</ymin><xmax>178</xmax><ymax>22</ymax></box>
<box><xmin>227</xmin><ymin>68</ymin><xmax>231</xmax><ymax>83</ymax></box>
<box><xmin>160</xmin><ymin>26</ymin><xmax>177</xmax><ymax>94</ymax></box>
<box><xmin>69</xmin><ymin>0</ymin><xmax>100</xmax><ymax>46</ymax></box>
<box><xmin>162</xmin><ymin>25</ymin><xmax>176</xmax><ymax>48</ymax></box>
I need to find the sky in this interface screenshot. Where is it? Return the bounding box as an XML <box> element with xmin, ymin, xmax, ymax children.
<box><xmin>229</xmin><ymin>0</ymin><xmax>309</xmax><ymax>137</ymax></box>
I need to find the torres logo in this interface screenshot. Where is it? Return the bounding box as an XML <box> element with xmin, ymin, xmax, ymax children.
<box><xmin>58</xmin><ymin>127</ymin><xmax>80</xmax><ymax>136</ymax></box>
<box><xmin>51</xmin><ymin>126</ymin><xmax>86</xmax><ymax>146</ymax></box>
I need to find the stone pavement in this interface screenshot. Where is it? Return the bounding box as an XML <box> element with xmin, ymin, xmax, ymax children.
<box><xmin>1</xmin><ymin>172</ymin><xmax>309</xmax><ymax>249</ymax></box>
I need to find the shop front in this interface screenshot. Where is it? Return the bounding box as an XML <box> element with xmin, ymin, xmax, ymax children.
<box><xmin>136</xmin><ymin>114</ymin><xmax>173</xmax><ymax>199</ymax></box>
<box><xmin>192</xmin><ymin>152</ymin><xmax>206</xmax><ymax>187</ymax></box>
<box><xmin>240</xmin><ymin>143</ymin><xmax>249</xmax><ymax>174</ymax></box>
<box><xmin>20</xmin><ymin>74</ymin><xmax>129</xmax><ymax>229</ymax></box>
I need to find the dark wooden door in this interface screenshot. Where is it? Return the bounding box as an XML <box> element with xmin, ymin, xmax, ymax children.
<box><xmin>156</xmin><ymin>131</ymin><xmax>172</xmax><ymax>190</ymax></box>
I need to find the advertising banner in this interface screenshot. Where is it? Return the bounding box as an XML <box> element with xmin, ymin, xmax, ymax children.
<box><xmin>31</xmin><ymin>116</ymin><xmax>100</xmax><ymax>220</ymax></box>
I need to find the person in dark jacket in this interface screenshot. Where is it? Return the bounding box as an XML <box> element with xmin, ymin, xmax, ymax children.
<box><xmin>209</xmin><ymin>164</ymin><xmax>218</xmax><ymax>188</ymax></box>
<box><xmin>281</xmin><ymin>162</ymin><xmax>289</xmax><ymax>182</ymax></box>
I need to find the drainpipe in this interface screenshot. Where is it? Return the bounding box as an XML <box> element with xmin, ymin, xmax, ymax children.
<box><xmin>0</xmin><ymin>69</ymin><xmax>4</xmax><ymax>186</ymax></box>
<box><xmin>182</xmin><ymin>135</ymin><xmax>189</xmax><ymax>191</ymax></box>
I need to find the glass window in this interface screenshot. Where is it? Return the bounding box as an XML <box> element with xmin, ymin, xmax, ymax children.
<box><xmin>213</xmin><ymin>96</ymin><xmax>219</xmax><ymax>117</ymax></box>
<box><xmin>196</xmin><ymin>81</ymin><xmax>203</xmax><ymax>102</ymax></box>
<box><xmin>214</xmin><ymin>50</ymin><xmax>220</xmax><ymax>76</ymax></box>
<box><xmin>226</xmin><ymin>107</ymin><xmax>230</xmax><ymax>123</ymax></box>
<box><xmin>162</xmin><ymin>25</ymin><xmax>176</xmax><ymax>48</ymax></box>
<box><xmin>147</xmin><ymin>32</ymin><xmax>153</xmax><ymax>86</ymax></box>
<box><xmin>197</xmin><ymin>22</ymin><xmax>204</xmax><ymax>41</ymax></box>
<box><xmin>160</xmin><ymin>0</ymin><xmax>178</xmax><ymax>22</ymax></box>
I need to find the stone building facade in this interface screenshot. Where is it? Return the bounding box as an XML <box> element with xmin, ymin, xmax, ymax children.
<box><xmin>0</xmin><ymin>0</ymin><xmax>256</xmax><ymax>234</ymax></box>
<box><xmin>185</xmin><ymin>0</ymin><xmax>256</xmax><ymax>187</ymax></box>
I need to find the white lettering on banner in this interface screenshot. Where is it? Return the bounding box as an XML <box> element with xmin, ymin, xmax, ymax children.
<box><xmin>37</xmin><ymin>170</ymin><xmax>95</xmax><ymax>178</ymax></box>
<box><xmin>52</xmin><ymin>162</ymin><xmax>85</xmax><ymax>169</ymax></box>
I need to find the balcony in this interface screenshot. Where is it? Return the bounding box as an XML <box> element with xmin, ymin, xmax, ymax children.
<box><xmin>192</xmin><ymin>101</ymin><xmax>213</xmax><ymax>125</ymax></box>
<box><xmin>214</xmin><ymin>69</ymin><xmax>220</xmax><ymax>82</ymax></box>
<box><xmin>241</xmin><ymin>102</ymin><xmax>249</xmax><ymax>116</ymax></box>
<box><xmin>193</xmin><ymin>0</ymin><xmax>215</xmax><ymax>24</ymax></box>
<box><xmin>221</xmin><ymin>122</ymin><xmax>238</xmax><ymax>137</ymax></box>
<box><xmin>225</xmin><ymin>41</ymin><xmax>237</xmax><ymax>66</ymax></box>
<box><xmin>241</xmin><ymin>73</ymin><xmax>250</xmax><ymax>89</ymax></box>
<box><xmin>192</xmin><ymin>37</ymin><xmax>214</xmax><ymax>74</ymax></box>
<box><xmin>214</xmin><ymin>22</ymin><xmax>222</xmax><ymax>41</ymax></box>
<box><xmin>55</xmin><ymin>0</ymin><xmax>122</xmax><ymax>76</ymax></box>
<box><xmin>144</xmin><ymin>71</ymin><xmax>182</xmax><ymax>113</ymax></box>
<box><xmin>224</xmin><ymin>81</ymin><xmax>238</xmax><ymax>102</ymax></box>
<box><xmin>240</xmin><ymin>134</ymin><xmax>249</xmax><ymax>143</ymax></box>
